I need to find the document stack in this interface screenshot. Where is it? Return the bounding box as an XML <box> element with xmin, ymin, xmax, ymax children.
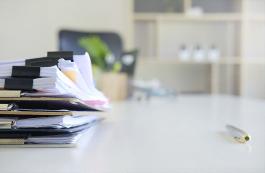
<box><xmin>0</xmin><ymin>51</ymin><xmax>109</xmax><ymax>147</ymax></box>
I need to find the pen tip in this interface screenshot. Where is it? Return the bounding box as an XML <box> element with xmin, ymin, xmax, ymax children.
<box><xmin>245</xmin><ymin>136</ymin><xmax>250</xmax><ymax>141</ymax></box>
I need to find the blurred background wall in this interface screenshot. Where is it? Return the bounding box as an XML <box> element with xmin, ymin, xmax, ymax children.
<box><xmin>0</xmin><ymin>0</ymin><xmax>133</xmax><ymax>59</ymax></box>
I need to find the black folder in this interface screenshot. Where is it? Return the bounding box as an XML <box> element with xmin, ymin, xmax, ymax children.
<box><xmin>11</xmin><ymin>66</ymin><xmax>41</xmax><ymax>78</ymax></box>
<box><xmin>25</xmin><ymin>51</ymin><xmax>73</xmax><ymax>67</ymax></box>
<box><xmin>0</xmin><ymin>121</ymin><xmax>96</xmax><ymax>135</ymax></box>
<box><xmin>0</xmin><ymin>97</ymin><xmax>99</xmax><ymax>112</ymax></box>
<box><xmin>4</xmin><ymin>78</ymin><xmax>34</xmax><ymax>90</ymax></box>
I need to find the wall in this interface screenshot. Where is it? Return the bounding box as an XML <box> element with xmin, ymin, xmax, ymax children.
<box><xmin>240</xmin><ymin>0</ymin><xmax>265</xmax><ymax>99</ymax></box>
<box><xmin>0</xmin><ymin>0</ymin><xmax>133</xmax><ymax>59</ymax></box>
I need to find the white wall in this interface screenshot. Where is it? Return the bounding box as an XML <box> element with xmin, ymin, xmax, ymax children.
<box><xmin>0</xmin><ymin>0</ymin><xmax>132</xmax><ymax>59</ymax></box>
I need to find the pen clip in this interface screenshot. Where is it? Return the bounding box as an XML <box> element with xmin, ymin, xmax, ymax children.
<box><xmin>0</xmin><ymin>103</ymin><xmax>18</xmax><ymax>111</ymax></box>
<box><xmin>8</xmin><ymin>103</ymin><xmax>19</xmax><ymax>111</ymax></box>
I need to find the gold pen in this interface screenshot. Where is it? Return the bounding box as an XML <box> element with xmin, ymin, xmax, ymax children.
<box><xmin>226</xmin><ymin>124</ymin><xmax>251</xmax><ymax>143</ymax></box>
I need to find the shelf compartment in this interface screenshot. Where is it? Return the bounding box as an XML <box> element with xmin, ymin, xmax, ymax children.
<box><xmin>191</xmin><ymin>0</ymin><xmax>242</xmax><ymax>14</ymax></box>
<box><xmin>134</xmin><ymin>13</ymin><xmax>242</xmax><ymax>21</ymax></box>
<box><xmin>156</xmin><ymin>21</ymin><xmax>241</xmax><ymax>59</ymax></box>
<box><xmin>134</xmin><ymin>0</ymin><xmax>184</xmax><ymax>13</ymax></box>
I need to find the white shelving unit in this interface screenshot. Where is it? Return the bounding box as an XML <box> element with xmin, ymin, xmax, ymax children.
<box><xmin>133</xmin><ymin>0</ymin><xmax>265</xmax><ymax>97</ymax></box>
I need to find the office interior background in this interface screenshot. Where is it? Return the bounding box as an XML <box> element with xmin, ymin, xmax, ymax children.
<box><xmin>0</xmin><ymin>0</ymin><xmax>264</xmax><ymax>99</ymax></box>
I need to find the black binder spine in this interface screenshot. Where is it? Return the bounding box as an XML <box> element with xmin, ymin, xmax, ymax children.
<box><xmin>25</xmin><ymin>51</ymin><xmax>74</xmax><ymax>67</ymax></box>
<box><xmin>25</xmin><ymin>57</ymin><xmax>59</xmax><ymax>67</ymax></box>
<box><xmin>11</xmin><ymin>66</ymin><xmax>40</xmax><ymax>78</ymax></box>
<box><xmin>4</xmin><ymin>78</ymin><xmax>34</xmax><ymax>90</ymax></box>
<box><xmin>47</xmin><ymin>51</ymin><xmax>73</xmax><ymax>59</ymax></box>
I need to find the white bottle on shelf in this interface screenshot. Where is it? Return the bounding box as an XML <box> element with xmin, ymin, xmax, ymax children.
<box><xmin>178</xmin><ymin>44</ymin><xmax>190</xmax><ymax>61</ymax></box>
<box><xmin>193</xmin><ymin>44</ymin><xmax>205</xmax><ymax>62</ymax></box>
<box><xmin>186</xmin><ymin>6</ymin><xmax>204</xmax><ymax>16</ymax></box>
<box><xmin>207</xmin><ymin>45</ymin><xmax>220</xmax><ymax>62</ymax></box>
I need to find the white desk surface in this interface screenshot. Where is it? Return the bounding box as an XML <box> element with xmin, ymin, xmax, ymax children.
<box><xmin>0</xmin><ymin>95</ymin><xmax>264</xmax><ymax>173</ymax></box>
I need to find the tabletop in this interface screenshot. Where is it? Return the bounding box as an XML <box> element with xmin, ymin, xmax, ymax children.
<box><xmin>0</xmin><ymin>95</ymin><xmax>264</xmax><ymax>173</ymax></box>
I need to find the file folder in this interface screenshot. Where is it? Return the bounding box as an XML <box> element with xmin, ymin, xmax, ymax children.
<box><xmin>0</xmin><ymin>90</ymin><xmax>21</xmax><ymax>98</ymax></box>
<box><xmin>0</xmin><ymin>118</ymin><xmax>101</xmax><ymax>146</ymax></box>
<box><xmin>12</xmin><ymin>66</ymin><xmax>41</xmax><ymax>78</ymax></box>
<box><xmin>25</xmin><ymin>51</ymin><xmax>73</xmax><ymax>67</ymax></box>
<box><xmin>0</xmin><ymin>66</ymin><xmax>59</xmax><ymax>78</ymax></box>
<box><xmin>0</xmin><ymin>97</ymin><xmax>103</xmax><ymax>111</ymax></box>
<box><xmin>47</xmin><ymin>51</ymin><xmax>73</xmax><ymax>59</ymax></box>
<box><xmin>0</xmin><ymin>133</ymin><xmax>81</xmax><ymax>145</ymax></box>
<box><xmin>3</xmin><ymin>78</ymin><xmax>34</xmax><ymax>90</ymax></box>
<box><xmin>0</xmin><ymin>115</ymin><xmax>102</xmax><ymax>129</ymax></box>
<box><xmin>0</xmin><ymin>120</ymin><xmax>99</xmax><ymax>135</ymax></box>
<box><xmin>25</xmin><ymin>57</ymin><xmax>59</xmax><ymax>67</ymax></box>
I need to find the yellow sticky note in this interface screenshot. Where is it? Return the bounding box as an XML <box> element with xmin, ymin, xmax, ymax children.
<box><xmin>62</xmin><ymin>70</ymin><xmax>77</xmax><ymax>82</ymax></box>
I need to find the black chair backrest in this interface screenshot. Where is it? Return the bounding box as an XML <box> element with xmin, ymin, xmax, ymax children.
<box><xmin>59</xmin><ymin>30</ymin><xmax>123</xmax><ymax>59</ymax></box>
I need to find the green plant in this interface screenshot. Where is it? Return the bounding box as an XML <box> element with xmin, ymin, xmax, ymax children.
<box><xmin>79</xmin><ymin>36</ymin><xmax>110</xmax><ymax>71</ymax></box>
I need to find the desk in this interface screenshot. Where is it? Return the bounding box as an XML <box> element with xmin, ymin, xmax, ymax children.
<box><xmin>0</xmin><ymin>95</ymin><xmax>264</xmax><ymax>173</ymax></box>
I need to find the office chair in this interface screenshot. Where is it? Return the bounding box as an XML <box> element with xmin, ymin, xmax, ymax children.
<box><xmin>58</xmin><ymin>30</ymin><xmax>138</xmax><ymax>77</ymax></box>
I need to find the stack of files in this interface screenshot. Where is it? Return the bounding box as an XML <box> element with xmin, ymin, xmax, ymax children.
<box><xmin>0</xmin><ymin>115</ymin><xmax>102</xmax><ymax>146</ymax></box>
<box><xmin>0</xmin><ymin>51</ymin><xmax>109</xmax><ymax>110</ymax></box>
<box><xmin>0</xmin><ymin>51</ymin><xmax>109</xmax><ymax>147</ymax></box>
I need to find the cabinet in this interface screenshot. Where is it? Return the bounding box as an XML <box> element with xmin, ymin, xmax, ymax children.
<box><xmin>133</xmin><ymin>0</ymin><xmax>265</xmax><ymax>97</ymax></box>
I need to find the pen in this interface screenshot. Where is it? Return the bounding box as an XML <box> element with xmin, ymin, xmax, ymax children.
<box><xmin>226</xmin><ymin>124</ymin><xmax>251</xmax><ymax>143</ymax></box>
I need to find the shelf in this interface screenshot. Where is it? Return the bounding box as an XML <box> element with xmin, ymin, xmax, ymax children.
<box><xmin>138</xmin><ymin>57</ymin><xmax>265</xmax><ymax>65</ymax></box>
<box><xmin>241</xmin><ymin>58</ymin><xmax>265</xmax><ymax>64</ymax></box>
<box><xmin>134</xmin><ymin>13</ymin><xmax>159</xmax><ymax>21</ymax></box>
<box><xmin>138</xmin><ymin>57</ymin><xmax>242</xmax><ymax>65</ymax></box>
<box><xmin>243</xmin><ymin>15</ymin><xmax>265</xmax><ymax>22</ymax></box>
<box><xmin>134</xmin><ymin>13</ymin><xmax>242</xmax><ymax>22</ymax></box>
